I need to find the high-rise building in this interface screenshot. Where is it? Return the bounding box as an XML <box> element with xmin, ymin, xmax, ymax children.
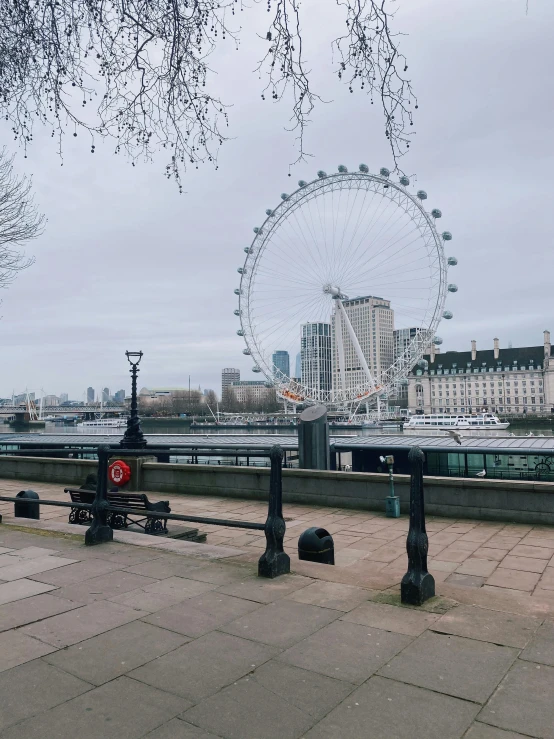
<box><xmin>87</xmin><ymin>387</ymin><xmax>95</xmax><ymax>403</ymax></box>
<box><xmin>272</xmin><ymin>350</ymin><xmax>290</xmax><ymax>379</ymax></box>
<box><xmin>331</xmin><ymin>295</ymin><xmax>394</xmax><ymax>394</ymax></box>
<box><xmin>295</xmin><ymin>352</ymin><xmax>302</xmax><ymax>380</ymax></box>
<box><xmin>222</xmin><ymin>368</ymin><xmax>240</xmax><ymax>400</ymax></box>
<box><xmin>102</xmin><ymin>387</ymin><xmax>110</xmax><ymax>403</ymax></box>
<box><xmin>59</xmin><ymin>393</ymin><xmax>69</xmax><ymax>404</ymax></box>
<box><xmin>301</xmin><ymin>323</ymin><xmax>332</xmax><ymax>400</ymax></box>
<box><xmin>394</xmin><ymin>327</ymin><xmax>420</xmax><ymax>360</ymax></box>
<box><xmin>114</xmin><ymin>389</ymin><xmax>125</xmax><ymax>402</ymax></box>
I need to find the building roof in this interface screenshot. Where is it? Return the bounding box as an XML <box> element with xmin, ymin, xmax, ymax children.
<box><xmin>413</xmin><ymin>345</ymin><xmax>551</xmax><ymax>374</ymax></box>
<box><xmin>332</xmin><ymin>434</ymin><xmax>554</xmax><ymax>455</ymax></box>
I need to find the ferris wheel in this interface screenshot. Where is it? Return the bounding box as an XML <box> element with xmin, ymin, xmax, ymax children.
<box><xmin>234</xmin><ymin>165</ymin><xmax>458</xmax><ymax>409</ymax></box>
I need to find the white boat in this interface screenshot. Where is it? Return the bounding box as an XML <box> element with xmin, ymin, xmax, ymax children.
<box><xmin>404</xmin><ymin>413</ymin><xmax>509</xmax><ymax>431</ymax></box>
<box><xmin>77</xmin><ymin>418</ymin><xmax>127</xmax><ymax>428</ymax></box>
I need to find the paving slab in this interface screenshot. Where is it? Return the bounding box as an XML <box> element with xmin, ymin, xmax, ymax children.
<box><xmin>510</xmin><ymin>544</ymin><xmax>554</xmax><ymax>560</ymax></box>
<box><xmin>341</xmin><ymin>601</ymin><xmax>440</xmax><ymax>636</ymax></box>
<box><xmin>478</xmin><ymin>660</ymin><xmax>554</xmax><ymax>738</ymax></box>
<box><xmin>217</xmin><ymin>574</ymin><xmax>313</xmax><ymax>604</ymax></box>
<box><xmin>520</xmin><ymin>619</ymin><xmax>554</xmax><ymax>666</ymax></box>
<box><xmin>303</xmin><ymin>676</ymin><xmax>479</xmax><ymax>739</ymax></box>
<box><xmin>143</xmin><ymin>719</ymin><xmax>221</xmax><ymax>739</ymax></box>
<box><xmin>4</xmin><ymin>546</ymin><xmax>61</xmax><ymax>559</ymax></box>
<box><xmin>473</xmin><ymin>548</ymin><xmax>511</xmax><ymax>562</ymax></box>
<box><xmin>182</xmin><ymin>676</ymin><xmax>314</xmax><ymax>739</ymax></box>
<box><xmin>446</xmin><ymin>573</ymin><xmax>486</xmax><ymax>588</ymax></box>
<box><xmin>0</xmin><ymin>592</ymin><xmax>83</xmax><ymax>632</ymax></box>
<box><xmin>21</xmin><ymin>599</ymin><xmax>148</xmax><ymax>648</ymax></box>
<box><xmin>0</xmin><ymin>659</ymin><xmax>92</xmax><ymax>731</ymax></box>
<box><xmin>431</xmin><ymin>605</ymin><xmax>540</xmax><ymax>648</ymax></box>
<box><xmin>251</xmin><ymin>660</ymin><xmax>354</xmax><ymax>719</ymax></box>
<box><xmin>486</xmin><ymin>568</ymin><xmax>541</xmax><ymax>592</ymax></box>
<box><xmin>0</xmin><ymin>555</ymin><xmax>78</xmax><ymax>581</ymax></box>
<box><xmin>0</xmin><ymin>629</ymin><xmax>57</xmax><ymax>671</ymax></box>
<box><xmin>379</xmin><ymin>631</ymin><xmax>517</xmax><ymax>703</ymax></box>
<box><xmin>123</xmin><ymin>557</ymin><xmax>213</xmax><ymax>580</ymax></box>
<box><xmin>497</xmin><ymin>555</ymin><xmax>548</xmax><ymax>574</ymax></box>
<box><xmin>129</xmin><ymin>630</ymin><xmax>279</xmax><ymax>702</ymax></box>
<box><xmin>28</xmin><ymin>557</ymin><xmax>121</xmax><ymax>585</ymax></box>
<box><xmin>53</xmin><ymin>569</ymin><xmax>158</xmax><ymax>604</ymax></box>
<box><xmin>0</xmin><ymin>578</ymin><xmax>56</xmax><ymax>606</ymax></box>
<box><xmin>286</xmin><ymin>581</ymin><xmax>371</xmax><ymax>612</ymax></box>
<box><xmin>142</xmin><ymin>591</ymin><xmax>262</xmax><ymax>637</ymax></box>
<box><xmin>455</xmin><ymin>558</ymin><xmax>499</xmax><ymax>577</ymax></box>
<box><xmin>221</xmin><ymin>599</ymin><xmax>342</xmax><ymax>648</ymax></box>
<box><xmin>0</xmin><ymin>675</ymin><xmax>189</xmax><ymax>739</ymax></box>
<box><xmin>44</xmin><ymin>620</ymin><xmax>189</xmax><ymax>685</ymax></box>
<box><xmin>278</xmin><ymin>620</ymin><xmax>412</xmax><ymax>684</ymax></box>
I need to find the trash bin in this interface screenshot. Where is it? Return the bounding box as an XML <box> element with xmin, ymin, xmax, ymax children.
<box><xmin>14</xmin><ymin>490</ymin><xmax>40</xmax><ymax>520</ymax></box>
<box><xmin>298</xmin><ymin>527</ymin><xmax>334</xmax><ymax>565</ymax></box>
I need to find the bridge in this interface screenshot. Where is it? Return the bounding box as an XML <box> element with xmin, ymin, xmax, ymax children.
<box><xmin>0</xmin><ymin>405</ymin><xmax>127</xmax><ymax>415</ymax></box>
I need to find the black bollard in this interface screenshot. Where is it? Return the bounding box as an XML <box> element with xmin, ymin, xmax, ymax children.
<box><xmin>85</xmin><ymin>445</ymin><xmax>114</xmax><ymax>546</ymax></box>
<box><xmin>401</xmin><ymin>446</ymin><xmax>435</xmax><ymax>605</ymax></box>
<box><xmin>258</xmin><ymin>445</ymin><xmax>290</xmax><ymax>578</ymax></box>
<box><xmin>14</xmin><ymin>490</ymin><xmax>40</xmax><ymax>520</ymax></box>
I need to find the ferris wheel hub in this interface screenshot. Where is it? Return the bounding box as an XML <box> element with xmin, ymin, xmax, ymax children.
<box><xmin>323</xmin><ymin>284</ymin><xmax>347</xmax><ymax>299</ymax></box>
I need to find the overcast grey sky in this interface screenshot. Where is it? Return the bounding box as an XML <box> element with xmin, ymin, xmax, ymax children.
<box><xmin>1</xmin><ymin>0</ymin><xmax>553</xmax><ymax>400</ymax></box>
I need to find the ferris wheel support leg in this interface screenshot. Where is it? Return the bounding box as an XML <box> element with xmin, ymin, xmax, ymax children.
<box><xmin>337</xmin><ymin>299</ymin><xmax>376</xmax><ymax>391</ymax></box>
<box><xmin>335</xmin><ymin>306</ymin><xmax>347</xmax><ymax>397</ymax></box>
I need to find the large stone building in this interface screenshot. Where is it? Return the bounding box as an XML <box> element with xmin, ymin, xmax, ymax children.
<box><xmin>301</xmin><ymin>322</ymin><xmax>332</xmax><ymax>401</ymax></box>
<box><xmin>407</xmin><ymin>332</ymin><xmax>554</xmax><ymax>415</ymax></box>
<box><xmin>226</xmin><ymin>381</ymin><xmax>276</xmax><ymax>406</ymax></box>
<box><xmin>331</xmin><ymin>295</ymin><xmax>394</xmax><ymax>393</ymax></box>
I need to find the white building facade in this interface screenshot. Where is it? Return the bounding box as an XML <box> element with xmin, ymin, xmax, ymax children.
<box><xmin>407</xmin><ymin>332</ymin><xmax>554</xmax><ymax>415</ymax></box>
<box><xmin>331</xmin><ymin>295</ymin><xmax>394</xmax><ymax>393</ymax></box>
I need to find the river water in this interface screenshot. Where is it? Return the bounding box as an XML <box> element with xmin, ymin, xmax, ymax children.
<box><xmin>1</xmin><ymin>420</ymin><xmax>553</xmax><ymax>438</ymax></box>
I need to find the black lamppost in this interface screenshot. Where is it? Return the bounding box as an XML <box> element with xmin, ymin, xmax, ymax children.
<box><xmin>120</xmin><ymin>350</ymin><xmax>147</xmax><ymax>449</ymax></box>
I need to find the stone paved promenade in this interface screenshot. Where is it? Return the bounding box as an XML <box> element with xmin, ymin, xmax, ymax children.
<box><xmin>0</xmin><ymin>479</ymin><xmax>553</xmax><ymax>737</ymax></box>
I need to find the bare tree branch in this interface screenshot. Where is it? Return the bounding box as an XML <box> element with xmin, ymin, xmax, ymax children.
<box><xmin>0</xmin><ymin>148</ymin><xmax>44</xmax><ymax>289</ymax></box>
<box><xmin>0</xmin><ymin>1</ymin><xmax>416</xmax><ymax>186</ymax></box>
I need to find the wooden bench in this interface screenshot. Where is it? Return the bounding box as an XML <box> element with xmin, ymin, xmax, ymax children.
<box><xmin>65</xmin><ymin>488</ymin><xmax>171</xmax><ymax>535</ymax></box>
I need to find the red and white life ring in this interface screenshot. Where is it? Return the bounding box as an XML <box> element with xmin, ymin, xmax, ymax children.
<box><xmin>108</xmin><ymin>460</ymin><xmax>131</xmax><ymax>487</ymax></box>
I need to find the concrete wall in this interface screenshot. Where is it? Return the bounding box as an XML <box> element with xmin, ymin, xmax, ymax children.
<box><xmin>1</xmin><ymin>455</ymin><xmax>554</xmax><ymax>525</ymax></box>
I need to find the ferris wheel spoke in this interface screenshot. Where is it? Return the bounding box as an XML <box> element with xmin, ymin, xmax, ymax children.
<box><xmin>344</xmin><ymin>232</ymin><xmax>427</xmax><ymax>288</ymax></box>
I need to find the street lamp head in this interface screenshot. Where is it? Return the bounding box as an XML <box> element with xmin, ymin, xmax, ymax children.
<box><xmin>125</xmin><ymin>350</ymin><xmax>143</xmax><ymax>366</ymax></box>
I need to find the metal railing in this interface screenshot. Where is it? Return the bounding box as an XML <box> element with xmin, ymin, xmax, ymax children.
<box><xmin>0</xmin><ymin>443</ymin><xmax>291</xmax><ymax>578</ymax></box>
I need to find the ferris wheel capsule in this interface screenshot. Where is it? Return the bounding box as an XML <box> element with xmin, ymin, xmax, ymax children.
<box><xmin>234</xmin><ymin>288</ymin><xmax>242</xmax><ymax>295</ymax></box>
<box><xmin>448</xmin><ymin>283</ymin><xmax>458</xmax><ymax>292</ymax></box>
<box><xmin>338</xmin><ymin>165</ymin><xmax>348</xmax><ymax>173</ymax></box>
<box><xmin>380</xmin><ymin>167</ymin><xmax>390</xmax><ymax>177</ymax></box>
<box><xmin>242</xmin><ymin>348</ymin><xmax>251</xmax><ymax>355</ymax></box>
<box><xmin>244</xmin><ymin>247</ymin><xmax>252</xmax><ymax>253</ymax></box>
<box><xmin>298</xmin><ymin>180</ymin><xmax>307</xmax><ymax>187</ymax></box>
<box><xmin>434</xmin><ymin>336</ymin><xmax>443</xmax><ymax>345</ymax></box>
<box><xmin>266</xmin><ymin>209</ymin><xmax>273</xmax><ymax>216</ymax></box>
<box><xmin>281</xmin><ymin>193</ymin><xmax>289</xmax><ymax>200</ymax></box>
<box><xmin>317</xmin><ymin>170</ymin><xmax>327</xmax><ymax>178</ymax></box>
<box><xmin>448</xmin><ymin>256</ymin><xmax>458</xmax><ymax>266</ymax></box>
<box><xmin>443</xmin><ymin>311</ymin><xmax>453</xmax><ymax>319</ymax></box>
<box><xmin>442</xmin><ymin>231</ymin><xmax>452</xmax><ymax>240</ymax></box>
<box><xmin>431</xmin><ymin>209</ymin><xmax>442</xmax><ymax>218</ymax></box>
<box><xmin>399</xmin><ymin>176</ymin><xmax>410</xmax><ymax>186</ymax></box>
<box><xmin>253</xmin><ymin>227</ymin><xmax>261</xmax><ymax>234</ymax></box>
<box><xmin>234</xmin><ymin>309</ymin><xmax>241</xmax><ymax>316</ymax></box>
<box><xmin>252</xmin><ymin>366</ymin><xmax>261</xmax><ymax>373</ymax></box>
<box><xmin>237</xmin><ymin>329</ymin><xmax>244</xmax><ymax>336</ymax></box>
<box><xmin>359</xmin><ymin>164</ymin><xmax>369</xmax><ymax>173</ymax></box>
<box><xmin>237</xmin><ymin>267</ymin><xmax>245</xmax><ymax>274</ymax></box>
<box><xmin>417</xmin><ymin>190</ymin><xmax>427</xmax><ymax>200</ymax></box>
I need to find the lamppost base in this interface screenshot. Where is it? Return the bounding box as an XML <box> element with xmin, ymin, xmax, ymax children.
<box><xmin>85</xmin><ymin>524</ymin><xmax>113</xmax><ymax>546</ymax></box>
<box><xmin>401</xmin><ymin>571</ymin><xmax>435</xmax><ymax>606</ymax></box>
<box><xmin>258</xmin><ymin>551</ymin><xmax>291</xmax><ymax>579</ymax></box>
